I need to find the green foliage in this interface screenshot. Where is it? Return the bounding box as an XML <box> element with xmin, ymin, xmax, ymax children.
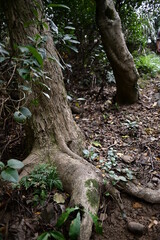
<box><xmin>83</xmin><ymin>147</ymin><xmax>98</xmax><ymax>161</ymax></box>
<box><xmin>56</xmin><ymin>207</ymin><xmax>79</xmax><ymax>228</ymax></box>
<box><xmin>134</xmin><ymin>53</ymin><xmax>160</xmax><ymax>77</ymax></box>
<box><xmin>123</xmin><ymin>119</ymin><xmax>138</xmax><ymax>130</ymax></box>
<box><xmin>20</xmin><ymin>164</ymin><xmax>63</xmax><ymax>205</ymax></box>
<box><xmin>38</xmin><ymin>205</ymin><xmax>102</xmax><ymax>240</ymax></box>
<box><xmin>69</xmin><ymin>212</ymin><xmax>81</xmax><ymax>240</ymax></box>
<box><xmin>100</xmin><ymin>148</ymin><xmax>133</xmax><ymax>185</ymax></box>
<box><xmin>120</xmin><ymin>5</ymin><xmax>147</xmax><ymax>49</ymax></box>
<box><xmin>13</xmin><ymin>107</ymin><xmax>32</xmax><ymax>124</ymax></box>
<box><xmin>0</xmin><ymin>159</ymin><xmax>24</xmax><ymax>183</ymax></box>
<box><xmin>37</xmin><ymin>231</ymin><xmax>65</xmax><ymax>240</ymax></box>
<box><xmin>89</xmin><ymin>212</ymin><xmax>102</xmax><ymax>234</ymax></box>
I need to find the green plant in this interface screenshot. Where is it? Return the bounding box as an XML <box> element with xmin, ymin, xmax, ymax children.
<box><xmin>19</xmin><ymin>164</ymin><xmax>63</xmax><ymax>205</ymax></box>
<box><xmin>100</xmin><ymin>148</ymin><xmax>133</xmax><ymax>185</ymax></box>
<box><xmin>134</xmin><ymin>53</ymin><xmax>160</xmax><ymax>78</ymax></box>
<box><xmin>123</xmin><ymin>119</ymin><xmax>138</xmax><ymax>130</ymax></box>
<box><xmin>0</xmin><ymin>159</ymin><xmax>24</xmax><ymax>183</ymax></box>
<box><xmin>37</xmin><ymin>206</ymin><xmax>102</xmax><ymax>240</ymax></box>
<box><xmin>123</xmin><ymin>119</ymin><xmax>139</xmax><ymax>137</ymax></box>
<box><xmin>83</xmin><ymin>146</ymin><xmax>98</xmax><ymax>161</ymax></box>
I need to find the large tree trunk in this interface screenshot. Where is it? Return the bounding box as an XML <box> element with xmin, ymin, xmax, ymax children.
<box><xmin>96</xmin><ymin>0</ymin><xmax>139</xmax><ymax>104</ymax></box>
<box><xmin>1</xmin><ymin>1</ymin><xmax>103</xmax><ymax>239</ymax></box>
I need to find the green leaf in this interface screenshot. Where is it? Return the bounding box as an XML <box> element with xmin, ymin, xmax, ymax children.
<box><xmin>19</xmin><ymin>85</ymin><xmax>32</xmax><ymax>93</ymax></box>
<box><xmin>1</xmin><ymin>168</ymin><xmax>19</xmax><ymax>183</ymax></box>
<box><xmin>26</xmin><ymin>46</ymin><xmax>43</xmax><ymax>65</ymax></box>
<box><xmin>65</xmin><ymin>26</ymin><xmax>75</xmax><ymax>30</ymax></box>
<box><xmin>83</xmin><ymin>149</ymin><xmax>89</xmax><ymax>156</ymax></box>
<box><xmin>89</xmin><ymin>213</ymin><xmax>102</xmax><ymax>234</ymax></box>
<box><xmin>0</xmin><ymin>47</ymin><xmax>9</xmax><ymax>55</ymax></box>
<box><xmin>47</xmin><ymin>4</ymin><xmax>70</xmax><ymax>10</ymax></box>
<box><xmin>17</xmin><ymin>68</ymin><xmax>30</xmax><ymax>79</ymax></box>
<box><xmin>0</xmin><ymin>162</ymin><xmax>5</xmax><ymax>169</ymax></box>
<box><xmin>13</xmin><ymin>111</ymin><xmax>26</xmax><ymax>123</ymax></box>
<box><xmin>43</xmin><ymin>22</ymin><xmax>49</xmax><ymax>30</ymax></box>
<box><xmin>49</xmin><ymin>56</ymin><xmax>64</xmax><ymax>69</ymax></box>
<box><xmin>42</xmin><ymin>92</ymin><xmax>50</xmax><ymax>99</ymax></box>
<box><xmin>69</xmin><ymin>212</ymin><xmax>81</xmax><ymax>240</ymax></box>
<box><xmin>92</xmin><ymin>141</ymin><xmax>102</xmax><ymax>148</ymax></box>
<box><xmin>0</xmin><ymin>57</ymin><xmax>6</xmax><ymax>62</ymax></box>
<box><xmin>56</xmin><ymin>207</ymin><xmax>79</xmax><ymax>228</ymax></box>
<box><xmin>7</xmin><ymin>159</ymin><xmax>24</xmax><ymax>169</ymax></box>
<box><xmin>50</xmin><ymin>231</ymin><xmax>66</xmax><ymax>240</ymax></box>
<box><xmin>66</xmin><ymin>45</ymin><xmax>78</xmax><ymax>53</ymax></box>
<box><xmin>37</xmin><ymin>232</ymin><xmax>50</xmax><ymax>240</ymax></box>
<box><xmin>118</xmin><ymin>176</ymin><xmax>127</xmax><ymax>182</ymax></box>
<box><xmin>18</xmin><ymin>46</ymin><xmax>29</xmax><ymax>53</ymax></box>
<box><xmin>19</xmin><ymin>107</ymin><xmax>32</xmax><ymax>119</ymax></box>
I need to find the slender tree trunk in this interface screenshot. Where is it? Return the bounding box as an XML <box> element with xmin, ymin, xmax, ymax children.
<box><xmin>96</xmin><ymin>0</ymin><xmax>139</xmax><ymax>104</ymax></box>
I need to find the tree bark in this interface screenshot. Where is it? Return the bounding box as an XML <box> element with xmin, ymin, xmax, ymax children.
<box><xmin>1</xmin><ymin>1</ymin><xmax>103</xmax><ymax>239</ymax></box>
<box><xmin>96</xmin><ymin>0</ymin><xmax>139</xmax><ymax>104</ymax></box>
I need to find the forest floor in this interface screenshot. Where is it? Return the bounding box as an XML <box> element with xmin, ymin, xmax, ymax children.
<box><xmin>72</xmin><ymin>75</ymin><xmax>160</xmax><ymax>240</ymax></box>
<box><xmin>0</xmin><ymin>75</ymin><xmax>160</xmax><ymax>239</ymax></box>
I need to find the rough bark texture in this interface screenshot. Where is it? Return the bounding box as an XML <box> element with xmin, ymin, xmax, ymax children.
<box><xmin>2</xmin><ymin>1</ymin><xmax>103</xmax><ymax>239</ymax></box>
<box><xmin>96</xmin><ymin>0</ymin><xmax>139</xmax><ymax>104</ymax></box>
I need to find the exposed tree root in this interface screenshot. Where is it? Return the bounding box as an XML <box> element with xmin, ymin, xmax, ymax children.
<box><xmin>118</xmin><ymin>181</ymin><xmax>160</xmax><ymax>204</ymax></box>
<box><xmin>20</xmin><ymin>144</ymin><xmax>103</xmax><ymax>240</ymax></box>
<box><xmin>20</xmin><ymin>144</ymin><xmax>160</xmax><ymax>239</ymax></box>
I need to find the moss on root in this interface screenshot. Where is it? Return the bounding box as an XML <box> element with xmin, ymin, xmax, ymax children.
<box><xmin>85</xmin><ymin>179</ymin><xmax>99</xmax><ymax>208</ymax></box>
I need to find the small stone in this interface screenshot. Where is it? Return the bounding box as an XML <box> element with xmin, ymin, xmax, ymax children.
<box><xmin>152</xmin><ymin>177</ymin><xmax>159</xmax><ymax>184</ymax></box>
<box><xmin>127</xmin><ymin>221</ymin><xmax>145</xmax><ymax>235</ymax></box>
<box><xmin>121</xmin><ymin>155</ymin><xmax>134</xmax><ymax>163</ymax></box>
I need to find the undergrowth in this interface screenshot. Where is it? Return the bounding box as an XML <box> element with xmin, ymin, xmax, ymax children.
<box><xmin>134</xmin><ymin>52</ymin><xmax>160</xmax><ymax>78</ymax></box>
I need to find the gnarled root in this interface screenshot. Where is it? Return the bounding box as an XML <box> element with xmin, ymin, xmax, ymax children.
<box><xmin>20</xmin><ymin>145</ymin><xmax>103</xmax><ymax>240</ymax></box>
<box><xmin>118</xmin><ymin>181</ymin><xmax>160</xmax><ymax>204</ymax></box>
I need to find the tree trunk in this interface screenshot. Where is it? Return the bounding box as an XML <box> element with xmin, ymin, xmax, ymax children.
<box><xmin>96</xmin><ymin>0</ymin><xmax>139</xmax><ymax>104</ymax></box>
<box><xmin>1</xmin><ymin>1</ymin><xmax>103</xmax><ymax>239</ymax></box>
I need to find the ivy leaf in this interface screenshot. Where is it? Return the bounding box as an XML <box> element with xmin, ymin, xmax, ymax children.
<box><xmin>13</xmin><ymin>111</ymin><xmax>26</xmax><ymax>123</ymax></box>
<box><xmin>27</xmin><ymin>46</ymin><xmax>43</xmax><ymax>65</ymax></box>
<box><xmin>0</xmin><ymin>162</ymin><xmax>5</xmax><ymax>169</ymax></box>
<box><xmin>19</xmin><ymin>107</ymin><xmax>32</xmax><ymax>119</ymax></box>
<box><xmin>7</xmin><ymin>159</ymin><xmax>24</xmax><ymax>169</ymax></box>
<box><xmin>1</xmin><ymin>168</ymin><xmax>19</xmax><ymax>183</ymax></box>
<box><xmin>69</xmin><ymin>212</ymin><xmax>81</xmax><ymax>240</ymax></box>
